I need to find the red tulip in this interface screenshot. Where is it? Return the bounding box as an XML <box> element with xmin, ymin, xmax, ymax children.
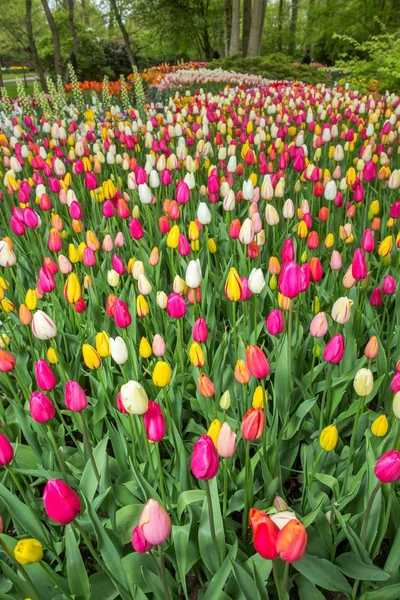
<box><xmin>276</xmin><ymin>519</ymin><xmax>307</xmax><ymax>562</ymax></box>
<box><xmin>249</xmin><ymin>508</ymin><xmax>279</xmax><ymax>559</ymax></box>
<box><xmin>242</xmin><ymin>408</ymin><xmax>265</xmax><ymax>440</ymax></box>
<box><xmin>246</xmin><ymin>345</ymin><xmax>270</xmax><ymax>378</ymax></box>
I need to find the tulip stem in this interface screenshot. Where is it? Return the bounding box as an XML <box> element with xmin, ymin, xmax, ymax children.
<box><xmin>80</xmin><ymin>412</ymin><xmax>100</xmax><ymax>483</ymax></box>
<box><xmin>281</xmin><ymin>561</ymin><xmax>290</xmax><ymax>600</ymax></box>
<box><xmin>302</xmin><ymin>449</ymin><xmax>324</xmax><ymax>512</ymax></box>
<box><xmin>177</xmin><ymin>318</ymin><xmax>185</xmax><ymax>372</ymax></box>
<box><xmin>140</xmin><ymin>416</ymin><xmax>158</xmax><ymax>483</ymax></box>
<box><xmin>342</xmin><ymin>395</ymin><xmax>365</xmax><ymax>494</ymax></box>
<box><xmin>360</xmin><ymin>481</ymin><xmax>382</xmax><ymax>545</ymax></box>
<box><xmin>158</xmin><ymin>544</ymin><xmax>170</xmax><ymax>599</ymax></box>
<box><xmin>287</xmin><ymin>300</ymin><xmax>293</xmax><ymax>391</ymax></box>
<box><xmin>242</xmin><ymin>440</ymin><xmax>251</xmax><ymax>539</ymax></box>
<box><xmin>253</xmin><ymin>294</ymin><xmax>258</xmax><ymax>342</ymax></box>
<box><xmin>155</xmin><ymin>442</ymin><xmax>167</xmax><ymax>507</ymax></box>
<box><xmin>319</xmin><ymin>363</ymin><xmax>333</xmax><ymax>430</ymax></box>
<box><xmin>0</xmin><ymin>536</ymin><xmax>41</xmax><ymax>600</ymax></box>
<box><xmin>222</xmin><ymin>458</ymin><xmax>228</xmax><ymax>522</ymax></box>
<box><xmin>47</xmin><ymin>424</ymin><xmax>69</xmax><ymax>482</ymax></box>
<box><xmin>205</xmin><ymin>479</ymin><xmax>221</xmax><ymax>567</ymax></box>
<box><xmin>232</xmin><ymin>301</ymin><xmax>238</xmax><ymax>359</ymax></box>
<box><xmin>128</xmin><ymin>414</ymin><xmax>138</xmax><ymax>468</ymax></box>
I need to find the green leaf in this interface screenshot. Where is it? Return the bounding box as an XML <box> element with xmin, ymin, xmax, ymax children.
<box><xmin>230</xmin><ymin>558</ymin><xmax>260</xmax><ymax>600</ymax></box>
<box><xmin>203</xmin><ymin>542</ymin><xmax>238</xmax><ymax>600</ymax></box>
<box><xmin>172</xmin><ymin>524</ymin><xmax>191</xmax><ymax>597</ymax></box>
<box><xmin>0</xmin><ymin>484</ymin><xmax>51</xmax><ymax>547</ymax></box>
<box><xmin>296</xmin><ymin>574</ymin><xmax>326</xmax><ymax>600</ymax></box>
<box><xmin>302</xmin><ymin>494</ymin><xmax>324</xmax><ymax>528</ymax></box>
<box><xmin>177</xmin><ymin>490</ymin><xmax>206</xmax><ymax>520</ymax></box>
<box><xmin>79</xmin><ymin>435</ymin><xmax>109</xmax><ymax>502</ymax></box>
<box><xmin>198</xmin><ymin>479</ymin><xmax>226</xmax><ymax>574</ymax></box>
<box><xmin>274</xmin><ymin>335</ymin><xmax>290</xmax><ymax>420</ymax></box>
<box><xmin>384</xmin><ymin>526</ymin><xmax>400</xmax><ymax>577</ymax></box>
<box><xmin>336</xmin><ymin>553</ymin><xmax>389</xmax><ymax>581</ymax></box>
<box><xmin>293</xmin><ymin>554</ymin><xmax>352</xmax><ymax>594</ymax></box>
<box><xmin>65</xmin><ymin>524</ymin><xmax>91</xmax><ymax>600</ymax></box>
<box><xmin>364</xmin><ymin>583</ymin><xmax>400</xmax><ymax>600</ymax></box>
<box><xmin>108</xmin><ymin>504</ymin><xmax>143</xmax><ymax>545</ymax></box>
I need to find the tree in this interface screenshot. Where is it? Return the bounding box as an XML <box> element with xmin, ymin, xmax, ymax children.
<box><xmin>247</xmin><ymin>0</ymin><xmax>267</xmax><ymax>56</ymax></box>
<box><xmin>67</xmin><ymin>0</ymin><xmax>80</xmax><ymax>58</ymax></box>
<box><xmin>242</xmin><ymin>0</ymin><xmax>252</xmax><ymax>56</ymax></box>
<box><xmin>288</xmin><ymin>0</ymin><xmax>298</xmax><ymax>55</ymax></box>
<box><xmin>224</xmin><ymin>0</ymin><xmax>232</xmax><ymax>56</ymax></box>
<box><xmin>108</xmin><ymin>0</ymin><xmax>138</xmax><ymax>68</ymax></box>
<box><xmin>277</xmin><ymin>0</ymin><xmax>284</xmax><ymax>52</ymax></box>
<box><xmin>229</xmin><ymin>0</ymin><xmax>240</xmax><ymax>55</ymax></box>
<box><xmin>26</xmin><ymin>0</ymin><xmax>48</xmax><ymax>90</ymax></box>
<box><xmin>41</xmin><ymin>0</ymin><xmax>63</xmax><ymax>76</ymax></box>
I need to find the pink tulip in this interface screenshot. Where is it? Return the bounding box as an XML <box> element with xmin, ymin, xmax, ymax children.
<box><xmin>193</xmin><ymin>317</ymin><xmax>208</xmax><ymax>343</ymax></box>
<box><xmin>175</xmin><ymin>181</ymin><xmax>190</xmax><ymax>204</ymax></box>
<box><xmin>370</xmin><ymin>287</ymin><xmax>382</xmax><ymax>306</ymax></box>
<box><xmin>330</xmin><ymin>250</ymin><xmax>342</xmax><ymax>270</ymax></box>
<box><xmin>34</xmin><ymin>360</ymin><xmax>57</xmax><ymax>391</ymax></box>
<box><xmin>217</xmin><ymin>422</ymin><xmax>236</xmax><ymax>458</ymax></box>
<box><xmin>83</xmin><ymin>247</ymin><xmax>96</xmax><ymax>267</ymax></box>
<box><xmin>166</xmin><ymin>293</ymin><xmax>186</xmax><ymax>319</ymax></box>
<box><xmin>351</xmin><ymin>248</ymin><xmax>367</xmax><ymax>280</ymax></box>
<box><xmin>246</xmin><ymin>345</ymin><xmax>270</xmax><ymax>378</ymax></box>
<box><xmin>112</xmin><ymin>254</ymin><xmax>126</xmax><ymax>275</ymax></box>
<box><xmin>114</xmin><ymin>232</ymin><xmax>124</xmax><ymax>248</ymax></box>
<box><xmin>102</xmin><ymin>200</ymin><xmax>114</xmax><ymax>218</ymax></box>
<box><xmin>135</xmin><ymin>499</ymin><xmax>171</xmax><ymax>548</ymax></box>
<box><xmin>84</xmin><ymin>172</ymin><xmax>98</xmax><ymax>190</ymax></box>
<box><xmin>178</xmin><ymin>234</ymin><xmax>191</xmax><ymax>257</ymax></box>
<box><xmin>132</xmin><ymin>526</ymin><xmax>153</xmax><ymax>553</ymax></box>
<box><xmin>310</xmin><ymin>312</ymin><xmax>328</xmax><ymax>338</ymax></box>
<box><xmin>152</xmin><ymin>334</ymin><xmax>166</xmax><ymax>356</ymax></box>
<box><xmin>0</xmin><ymin>433</ymin><xmax>14</xmax><ymax>466</ymax></box>
<box><xmin>191</xmin><ymin>434</ymin><xmax>219</xmax><ymax>479</ymax></box>
<box><xmin>266</xmin><ymin>309</ymin><xmax>284</xmax><ymax>336</ymax></box>
<box><xmin>323</xmin><ymin>334</ymin><xmax>345</xmax><ymax>363</ymax></box>
<box><xmin>129</xmin><ymin>218</ymin><xmax>144</xmax><ymax>239</ymax></box>
<box><xmin>58</xmin><ymin>255</ymin><xmax>73</xmax><ymax>274</ymax></box>
<box><xmin>278</xmin><ymin>261</ymin><xmax>302</xmax><ymax>298</ymax></box>
<box><xmin>362</xmin><ymin>229</ymin><xmax>374</xmax><ymax>252</ymax></box>
<box><xmin>281</xmin><ymin>238</ymin><xmax>294</xmax><ymax>262</ymax></box>
<box><xmin>29</xmin><ymin>391</ymin><xmax>55</xmax><ymax>422</ymax></box>
<box><xmin>43</xmin><ymin>479</ymin><xmax>81</xmax><ymax>525</ymax></box>
<box><xmin>390</xmin><ymin>372</ymin><xmax>400</xmax><ymax>393</ymax></box>
<box><xmin>375</xmin><ymin>450</ymin><xmax>400</xmax><ymax>483</ymax></box>
<box><xmin>116</xmin><ymin>392</ymin><xmax>128</xmax><ymax>414</ymax></box>
<box><xmin>38</xmin><ymin>267</ymin><xmax>56</xmax><ymax>293</ymax></box>
<box><xmin>143</xmin><ymin>401</ymin><xmax>166</xmax><ymax>442</ymax></box>
<box><xmin>161</xmin><ymin>169</ymin><xmax>172</xmax><ymax>186</ymax></box>
<box><xmin>240</xmin><ymin>277</ymin><xmax>253</xmax><ymax>301</ymax></box>
<box><xmin>114</xmin><ymin>299</ymin><xmax>132</xmax><ymax>328</ymax></box>
<box><xmin>382</xmin><ymin>275</ymin><xmax>396</xmax><ymax>295</ymax></box>
<box><xmin>65</xmin><ymin>380</ymin><xmax>88</xmax><ymax>412</ymax></box>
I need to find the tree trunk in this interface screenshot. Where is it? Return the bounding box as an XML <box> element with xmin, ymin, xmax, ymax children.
<box><xmin>224</xmin><ymin>0</ymin><xmax>232</xmax><ymax>57</ymax></box>
<box><xmin>277</xmin><ymin>0</ymin><xmax>284</xmax><ymax>52</ymax></box>
<box><xmin>41</xmin><ymin>0</ymin><xmax>63</xmax><ymax>77</ymax></box>
<box><xmin>67</xmin><ymin>0</ymin><xmax>80</xmax><ymax>56</ymax></box>
<box><xmin>229</xmin><ymin>0</ymin><xmax>240</xmax><ymax>55</ymax></box>
<box><xmin>306</xmin><ymin>0</ymin><xmax>314</xmax><ymax>44</ymax></box>
<box><xmin>242</xmin><ymin>0</ymin><xmax>252</xmax><ymax>56</ymax></box>
<box><xmin>247</xmin><ymin>0</ymin><xmax>267</xmax><ymax>57</ymax></box>
<box><xmin>288</xmin><ymin>0</ymin><xmax>298</xmax><ymax>56</ymax></box>
<box><xmin>109</xmin><ymin>0</ymin><xmax>138</xmax><ymax>68</ymax></box>
<box><xmin>0</xmin><ymin>56</ymin><xmax>4</xmax><ymax>89</ymax></box>
<box><xmin>26</xmin><ymin>0</ymin><xmax>48</xmax><ymax>91</ymax></box>
<box><xmin>81</xmin><ymin>0</ymin><xmax>90</xmax><ymax>26</ymax></box>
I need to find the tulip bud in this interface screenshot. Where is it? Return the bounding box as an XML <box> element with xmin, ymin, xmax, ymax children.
<box><xmin>354</xmin><ymin>368</ymin><xmax>374</xmax><ymax>396</ymax></box>
<box><xmin>207</xmin><ymin>419</ymin><xmax>222</xmax><ymax>447</ymax></box>
<box><xmin>191</xmin><ymin>434</ymin><xmax>219</xmax><ymax>479</ymax></box>
<box><xmin>375</xmin><ymin>450</ymin><xmax>400</xmax><ymax>483</ymax></box>
<box><xmin>29</xmin><ymin>391</ymin><xmax>55</xmax><ymax>423</ymax></box>
<box><xmin>252</xmin><ymin>385</ymin><xmax>267</xmax><ymax>408</ymax></box>
<box><xmin>65</xmin><ymin>380</ymin><xmax>88</xmax><ymax>412</ymax></box>
<box><xmin>121</xmin><ymin>380</ymin><xmax>148</xmax><ymax>414</ymax></box>
<box><xmin>14</xmin><ymin>539</ymin><xmax>43</xmax><ymax>565</ymax></box>
<box><xmin>364</xmin><ymin>336</ymin><xmax>378</xmax><ymax>359</ymax></box>
<box><xmin>43</xmin><ymin>479</ymin><xmax>81</xmax><ymax>524</ymax></box>
<box><xmin>242</xmin><ymin>408</ymin><xmax>265</xmax><ymax>440</ymax></box>
<box><xmin>331</xmin><ymin>297</ymin><xmax>353</xmax><ymax>324</ymax></box>
<box><xmin>320</xmin><ymin>425</ymin><xmax>338</xmax><ymax>451</ymax></box>
<box><xmin>217</xmin><ymin>422</ymin><xmax>236</xmax><ymax>458</ymax></box>
<box><xmin>371</xmin><ymin>414</ymin><xmax>388</xmax><ymax>437</ymax></box>
<box><xmin>152</xmin><ymin>361</ymin><xmax>171</xmax><ymax>387</ymax></box>
<box><xmin>0</xmin><ymin>433</ymin><xmax>14</xmax><ymax>466</ymax></box>
<box><xmin>219</xmin><ymin>390</ymin><xmax>231</xmax><ymax>410</ymax></box>
<box><xmin>144</xmin><ymin>401</ymin><xmax>166</xmax><ymax>442</ymax></box>
<box><xmin>31</xmin><ymin>310</ymin><xmax>57</xmax><ymax>340</ymax></box>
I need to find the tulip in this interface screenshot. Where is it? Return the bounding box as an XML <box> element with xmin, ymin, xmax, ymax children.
<box><xmin>0</xmin><ymin>433</ymin><xmax>14</xmax><ymax>466</ymax></box>
<box><xmin>34</xmin><ymin>359</ymin><xmax>57</xmax><ymax>390</ymax></box>
<box><xmin>197</xmin><ymin>373</ymin><xmax>215</xmax><ymax>397</ymax></box>
<box><xmin>391</xmin><ymin>372</ymin><xmax>400</xmax><ymax>394</ymax></box>
<box><xmin>0</xmin><ymin>350</ymin><xmax>16</xmax><ymax>372</ymax></box>
<box><xmin>47</xmin><ymin>347</ymin><xmax>57</xmax><ymax>364</ymax></box>
<box><xmin>242</xmin><ymin>408</ymin><xmax>265</xmax><ymax>440</ymax></box>
<box><xmin>133</xmin><ymin>499</ymin><xmax>171</xmax><ymax>550</ymax></box>
<box><xmin>191</xmin><ymin>434</ymin><xmax>219</xmax><ymax>479</ymax></box>
<box><xmin>29</xmin><ymin>391</ymin><xmax>55</xmax><ymax>423</ymax></box>
<box><xmin>375</xmin><ymin>450</ymin><xmax>400</xmax><ymax>483</ymax></box>
<box><xmin>189</xmin><ymin>342</ymin><xmax>205</xmax><ymax>367</ymax></box>
<box><xmin>225</xmin><ymin>267</ymin><xmax>243</xmax><ymax>301</ymax></box>
<box><xmin>278</xmin><ymin>261</ymin><xmax>302</xmax><ymax>299</ymax></box>
<box><xmin>31</xmin><ymin>310</ymin><xmax>57</xmax><ymax>340</ymax></box>
<box><xmin>166</xmin><ymin>293</ymin><xmax>186</xmax><ymax>318</ymax></box>
<box><xmin>370</xmin><ymin>286</ymin><xmax>382</xmax><ymax>306</ymax></box>
<box><xmin>276</xmin><ymin>519</ymin><xmax>307</xmax><ymax>562</ymax></box>
<box><xmin>217</xmin><ymin>422</ymin><xmax>236</xmax><ymax>458</ymax></box>
<box><xmin>364</xmin><ymin>336</ymin><xmax>378</xmax><ymax>359</ymax></box>
<box><xmin>246</xmin><ymin>345</ymin><xmax>270</xmax><ymax>378</ymax></box>
<box><xmin>248</xmin><ymin>268</ymin><xmax>265</xmax><ymax>294</ymax></box>
<box><xmin>14</xmin><ymin>539</ymin><xmax>43</xmax><ymax>565</ymax></box>
<box><xmin>197</xmin><ymin>202</ymin><xmax>211</xmax><ymax>225</ymax></box>
<box><xmin>152</xmin><ymin>334</ymin><xmax>166</xmax><ymax>357</ymax></box>
<box><xmin>185</xmin><ymin>259</ymin><xmax>202</xmax><ymax>288</ymax></box>
<box><xmin>109</xmin><ymin>336</ymin><xmax>128</xmax><ymax>365</ymax></box>
<box><xmin>65</xmin><ymin>380</ymin><xmax>88</xmax><ymax>412</ymax></box>
<box><xmin>114</xmin><ymin>299</ymin><xmax>132</xmax><ymax>328</ymax></box>
<box><xmin>43</xmin><ymin>479</ymin><xmax>81</xmax><ymax>524</ymax></box>
<box><xmin>219</xmin><ymin>390</ymin><xmax>231</xmax><ymax>410</ymax></box>
<box><xmin>320</xmin><ymin>425</ymin><xmax>338</xmax><ymax>451</ymax></box>
<box><xmin>354</xmin><ymin>368</ymin><xmax>374</xmax><ymax>396</ymax></box>
<box><xmin>371</xmin><ymin>415</ymin><xmax>388</xmax><ymax>437</ymax></box>
<box><xmin>144</xmin><ymin>401</ymin><xmax>166</xmax><ymax>442</ymax></box>
<box><xmin>331</xmin><ymin>297</ymin><xmax>353</xmax><ymax>324</ymax></box>
<box><xmin>252</xmin><ymin>385</ymin><xmax>267</xmax><ymax>408</ymax></box>
<box><xmin>249</xmin><ymin>508</ymin><xmax>279</xmax><ymax>559</ymax></box>
<box><xmin>64</xmin><ymin>272</ymin><xmax>81</xmax><ymax>304</ymax></box>
<box><xmin>207</xmin><ymin>419</ymin><xmax>222</xmax><ymax>447</ymax></box>
<box><xmin>266</xmin><ymin>309</ymin><xmax>284</xmax><ymax>335</ymax></box>
<box><xmin>310</xmin><ymin>312</ymin><xmax>328</xmax><ymax>338</ymax></box>
<box><xmin>121</xmin><ymin>380</ymin><xmax>148</xmax><ymax>414</ymax></box>
<box><xmin>382</xmin><ymin>275</ymin><xmax>396</xmax><ymax>295</ymax></box>
<box><xmin>352</xmin><ymin>248</ymin><xmax>367</xmax><ymax>280</ymax></box>
<box><xmin>95</xmin><ymin>331</ymin><xmax>110</xmax><ymax>358</ymax></box>
<box><xmin>193</xmin><ymin>317</ymin><xmax>208</xmax><ymax>342</ymax></box>
<box><xmin>323</xmin><ymin>334</ymin><xmax>345</xmax><ymax>363</ymax></box>
<box><xmin>82</xmin><ymin>344</ymin><xmax>101</xmax><ymax>370</ymax></box>
<box><xmin>152</xmin><ymin>361</ymin><xmax>171</xmax><ymax>387</ymax></box>
<box><xmin>139</xmin><ymin>337</ymin><xmax>152</xmax><ymax>359</ymax></box>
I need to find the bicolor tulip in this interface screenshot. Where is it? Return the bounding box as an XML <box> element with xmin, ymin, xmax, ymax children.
<box><xmin>132</xmin><ymin>499</ymin><xmax>171</xmax><ymax>553</ymax></box>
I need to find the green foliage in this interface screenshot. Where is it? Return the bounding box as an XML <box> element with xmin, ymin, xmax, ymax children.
<box><xmin>208</xmin><ymin>54</ymin><xmax>331</xmax><ymax>85</ymax></box>
<box><xmin>334</xmin><ymin>27</ymin><xmax>400</xmax><ymax>92</ymax></box>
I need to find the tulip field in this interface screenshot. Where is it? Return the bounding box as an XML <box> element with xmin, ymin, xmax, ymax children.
<box><xmin>0</xmin><ymin>75</ymin><xmax>400</xmax><ymax>600</ymax></box>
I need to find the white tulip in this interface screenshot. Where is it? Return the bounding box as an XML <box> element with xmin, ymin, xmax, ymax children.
<box><xmin>197</xmin><ymin>202</ymin><xmax>212</xmax><ymax>225</ymax></box>
<box><xmin>120</xmin><ymin>380</ymin><xmax>148</xmax><ymax>414</ymax></box>
<box><xmin>185</xmin><ymin>259</ymin><xmax>202</xmax><ymax>288</ymax></box>
<box><xmin>110</xmin><ymin>336</ymin><xmax>128</xmax><ymax>365</ymax></box>
<box><xmin>248</xmin><ymin>268</ymin><xmax>265</xmax><ymax>294</ymax></box>
<box><xmin>31</xmin><ymin>310</ymin><xmax>57</xmax><ymax>340</ymax></box>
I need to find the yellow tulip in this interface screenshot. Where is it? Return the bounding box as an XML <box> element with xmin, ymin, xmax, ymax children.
<box><xmin>1</xmin><ymin>299</ymin><xmax>14</xmax><ymax>313</ymax></box>
<box><xmin>139</xmin><ymin>337</ymin><xmax>152</xmax><ymax>358</ymax></box>
<box><xmin>82</xmin><ymin>344</ymin><xmax>101</xmax><ymax>369</ymax></box>
<box><xmin>207</xmin><ymin>419</ymin><xmax>222</xmax><ymax>447</ymax></box>
<box><xmin>225</xmin><ymin>267</ymin><xmax>242</xmax><ymax>301</ymax></box>
<box><xmin>47</xmin><ymin>347</ymin><xmax>58</xmax><ymax>364</ymax></box>
<box><xmin>64</xmin><ymin>273</ymin><xmax>81</xmax><ymax>304</ymax></box>
<box><xmin>95</xmin><ymin>331</ymin><xmax>110</xmax><ymax>358</ymax></box>
<box><xmin>167</xmin><ymin>225</ymin><xmax>180</xmax><ymax>249</ymax></box>
<box><xmin>370</xmin><ymin>200</ymin><xmax>379</xmax><ymax>215</ymax></box>
<box><xmin>252</xmin><ymin>385</ymin><xmax>267</xmax><ymax>408</ymax></box>
<box><xmin>188</xmin><ymin>221</ymin><xmax>199</xmax><ymax>241</ymax></box>
<box><xmin>378</xmin><ymin>236</ymin><xmax>392</xmax><ymax>257</ymax></box>
<box><xmin>208</xmin><ymin>238</ymin><xmax>217</xmax><ymax>253</ymax></box>
<box><xmin>25</xmin><ymin>289</ymin><xmax>37</xmax><ymax>311</ymax></box>
<box><xmin>14</xmin><ymin>539</ymin><xmax>43</xmax><ymax>565</ymax></box>
<box><xmin>152</xmin><ymin>361</ymin><xmax>171</xmax><ymax>387</ymax></box>
<box><xmin>371</xmin><ymin>414</ymin><xmax>388</xmax><ymax>437</ymax></box>
<box><xmin>189</xmin><ymin>342</ymin><xmax>205</xmax><ymax>367</ymax></box>
<box><xmin>319</xmin><ymin>425</ymin><xmax>338</xmax><ymax>451</ymax></box>
<box><xmin>68</xmin><ymin>244</ymin><xmax>80</xmax><ymax>263</ymax></box>
<box><xmin>136</xmin><ymin>294</ymin><xmax>149</xmax><ymax>317</ymax></box>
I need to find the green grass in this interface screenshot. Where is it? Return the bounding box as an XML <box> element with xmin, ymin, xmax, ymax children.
<box><xmin>3</xmin><ymin>81</ymin><xmax>35</xmax><ymax>98</ymax></box>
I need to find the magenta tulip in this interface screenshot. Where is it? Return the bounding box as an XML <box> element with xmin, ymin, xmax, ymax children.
<box><xmin>30</xmin><ymin>391</ymin><xmax>55</xmax><ymax>422</ymax></box>
<box><xmin>266</xmin><ymin>310</ymin><xmax>284</xmax><ymax>335</ymax></box>
<box><xmin>323</xmin><ymin>334</ymin><xmax>345</xmax><ymax>363</ymax></box>
<box><xmin>382</xmin><ymin>275</ymin><xmax>396</xmax><ymax>295</ymax></box>
<box><xmin>114</xmin><ymin>299</ymin><xmax>132</xmax><ymax>328</ymax></box>
<box><xmin>166</xmin><ymin>293</ymin><xmax>186</xmax><ymax>319</ymax></box>
<box><xmin>65</xmin><ymin>380</ymin><xmax>88</xmax><ymax>412</ymax></box>
<box><xmin>143</xmin><ymin>401</ymin><xmax>166</xmax><ymax>442</ymax></box>
<box><xmin>375</xmin><ymin>450</ymin><xmax>400</xmax><ymax>483</ymax></box>
<box><xmin>34</xmin><ymin>360</ymin><xmax>57</xmax><ymax>391</ymax></box>
<box><xmin>191</xmin><ymin>435</ymin><xmax>219</xmax><ymax>479</ymax></box>
<box><xmin>0</xmin><ymin>433</ymin><xmax>14</xmax><ymax>466</ymax></box>
<box><xmin>351</xmin><ymin>248</ymin><xmax>367</xmax><ymax>280</ymax></box>
<box><xmin>193</xmin><ymin>317</ymin><xmax>208</xmax><ymax>343</ymax></box>
<box><xmin>278</xmin><ymin>261</ymin><xmax>302</xmax><ymax>298</ymax></box>
<box><xmin>43</xmin><ymin>479</ymin><xmax>81</xmax><ymax>524</ymax></box>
